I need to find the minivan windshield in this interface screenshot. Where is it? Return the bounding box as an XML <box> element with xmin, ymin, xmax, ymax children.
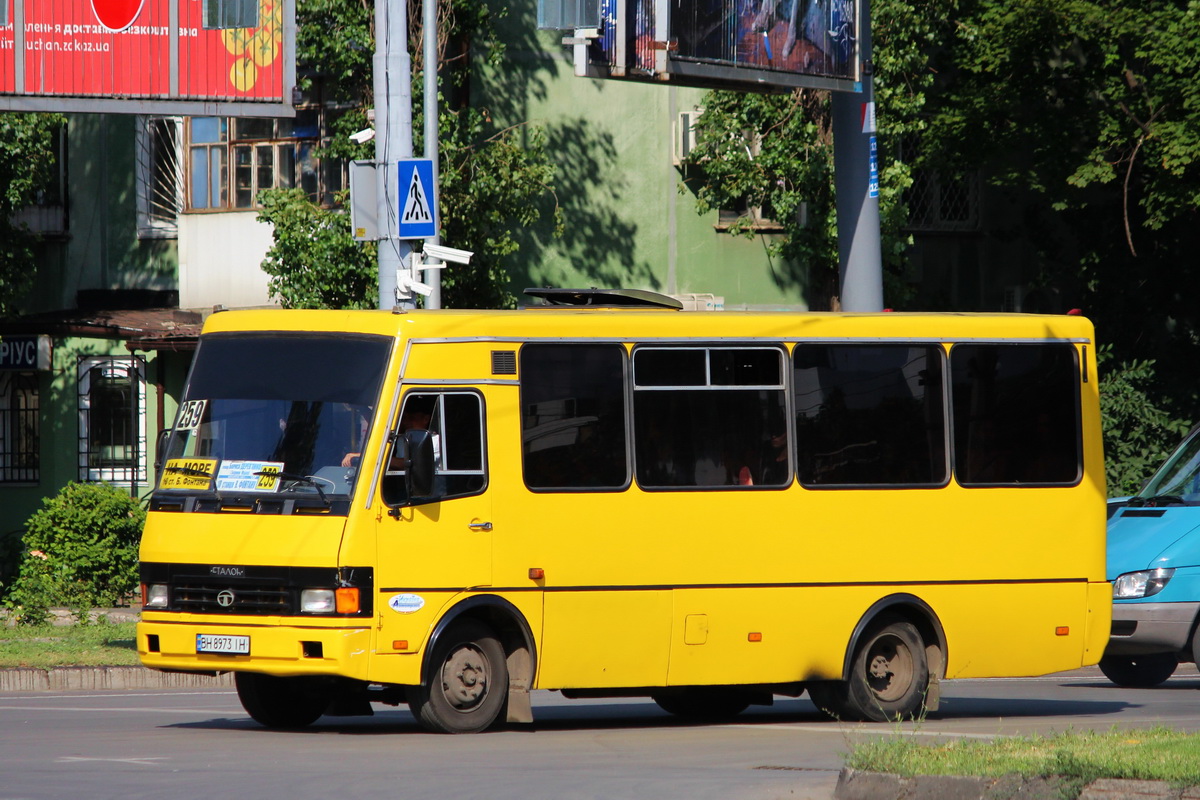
<box><xmin>156</xmin><ymin>332</ymin><xmax>391</xmax><ymax>504</ymax></box>
<box><xmin>1135</xmin><ymin>427</ymin><xmax>1200</xmax><ymax>506</ymax></box>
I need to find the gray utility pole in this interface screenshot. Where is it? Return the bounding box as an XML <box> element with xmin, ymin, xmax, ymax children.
<box><xmin>423</xmin><ymin>0</ymin><xmax>442</xmax><ymax>309</ymax></box>
<box><xmin>831</xmin><ymin>0</ymin><xmax>883</xmax><ymax>312</ymax></box>
<box><xmin>374</xmin><ymin>0</ymin><xmax>415</xmax><ymax>310</ymax></box>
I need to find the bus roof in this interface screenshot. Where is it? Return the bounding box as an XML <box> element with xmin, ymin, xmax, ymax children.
<box><xmin>198</xmin><ymin>307</ymin><xmax>1096</xmax><ymax>343</ymax></box>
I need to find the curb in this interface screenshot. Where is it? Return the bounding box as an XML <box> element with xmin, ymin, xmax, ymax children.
<box><xmin>835</xmin><ymin>769</ymin><xmax>1200</xmax><ymax>800</ymax></box>
<box><xmin>0</xmin><ymin>665</ymin><xmax>232</xmax><ymax>693</ymax></box>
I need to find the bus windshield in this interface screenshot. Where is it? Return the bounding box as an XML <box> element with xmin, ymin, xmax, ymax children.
<box><xmin>1135</xmin><ymin>427</ymin><xmax>1200</xmax><ymax>506</ymax></box>
<box><xmin>158</xmin><ymin>333</ymin><xmax>391</xmax><ymax>503</ymax></box>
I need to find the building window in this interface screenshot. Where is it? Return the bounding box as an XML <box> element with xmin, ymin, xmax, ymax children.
<box><xmin>0</xmin><ymin>372</ymin><xmax>39</xmax><ymax>483</ymax></box>
<box><xmin>185</xmin><ymin>111</ymin><xmax>344</xmax><ymax>211</ymax></box>
<box><xmin>78</xmin><ymin>357</ymin><xmax>147</xmax><ymax>485</ymax></box>
<box><xmin>137</xmin><ymin>116</ymin><xmax>182</xmax><ymax>239</ymax></box>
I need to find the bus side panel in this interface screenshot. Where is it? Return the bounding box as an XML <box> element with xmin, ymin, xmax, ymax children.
<box><xmin>536</xmin><ymin>590</ymin><xmax>671</xmax><ymax>689</ymax></box>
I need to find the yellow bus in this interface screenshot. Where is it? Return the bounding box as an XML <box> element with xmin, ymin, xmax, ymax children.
<box><xmin>137</xmin><ymin>290</ymin><xmax>1110</xmax><ymax>731</ymax></box>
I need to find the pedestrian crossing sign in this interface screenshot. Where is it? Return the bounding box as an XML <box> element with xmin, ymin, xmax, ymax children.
<box><xmin>397</xmin><ymin>159</ymin><xmax>438</xmax><ymax>239</ymax></box>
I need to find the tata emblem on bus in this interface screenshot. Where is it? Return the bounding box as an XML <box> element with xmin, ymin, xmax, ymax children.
<box><xmin>92</xmin><ymin>0</ymin><xmax>146</xmax><ymax>31</ymax></box>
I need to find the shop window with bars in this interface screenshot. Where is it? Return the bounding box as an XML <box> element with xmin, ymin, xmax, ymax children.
<box><xmin>78</xmin><ymin>357</ymin><xmax>147</xmax><ymax>485</ymax></box>
<box><xmin>0</xmin><ymin>372</ymin><xmax>39</xmax><ymax>483</ymax></box>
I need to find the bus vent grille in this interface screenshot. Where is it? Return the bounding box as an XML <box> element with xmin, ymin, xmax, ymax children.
<box><xmin>492</xmin><ymin>350</ymin><xmax>517</xmax><ymax>375</ymax></box>
<box><xmin>173</xmin><ymin>583</ymin><xmax>290</xmax><ymax>614</ymax></box>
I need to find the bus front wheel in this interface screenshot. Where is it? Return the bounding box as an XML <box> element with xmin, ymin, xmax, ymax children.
<box><xmin>408</xmin><ymin>620</ymin><xmax>508</xmax><ymax>734</ymax></box>
<box><xmin>235</xmin><ymin>672</ymin><xmax>331</xmax><ymax>728</ymax></box>
<box><xmin>1098</xmin><ymin>653</ymin><xmax>1178</xmax><ymax>687</ymax></box>
<box><xmin>809</xmin><ymin>616</ymin><xmax>930</xmax><ymax>722</ymax></box>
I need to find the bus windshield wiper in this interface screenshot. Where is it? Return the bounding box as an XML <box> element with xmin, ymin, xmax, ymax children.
<box><xmin>254</xmin><ymin>471</ymin><xmax>330</xmax><ymax>506</ymax></box>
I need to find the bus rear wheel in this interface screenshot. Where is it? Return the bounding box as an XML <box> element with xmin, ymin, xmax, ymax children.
<box><xmin>407</xmin><ymin>620</ymin><xmax>508</xmax><ymax>734</ymax></box>
<box><xmin>1098</xmin><ymin>653</ymin><xmax>1178</xmax><ymax>687</ymax></box>
<box><xmin>651</xmin><ymin>687</ymin><xmax>751</xmax><ymax>721</ymax></box>
<box><xmin>809</xmin><ymin>616</ymin><xmax>930</xmax><ymax>722</ymax></box>
<box><xmin>235</xmin><ymin>672</ymin><xmax>332</xmax><ymax>728</ymax></box>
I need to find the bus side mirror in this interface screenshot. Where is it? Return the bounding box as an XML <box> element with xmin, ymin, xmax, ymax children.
<box><xmin>405</xmin><ymin>430</ymin><xmax>436</xmax><ymax>499</ymax></box>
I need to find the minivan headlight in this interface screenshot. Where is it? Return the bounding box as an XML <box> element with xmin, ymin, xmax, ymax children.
<box><xmin>1113</xmin><ymin>568</ymin><xmax>1175</xmax><ymax>599</ymax></box>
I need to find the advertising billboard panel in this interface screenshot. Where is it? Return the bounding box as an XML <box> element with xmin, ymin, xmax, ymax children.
<box><xmin>547</xmin><ymin>0</ymin><xmax>861</xmax><ymax>93</ymax></box>
<box><xmin>0</xmin><ymin>0</ymin><xmax>295</xmax><ymax>117</ymax></box>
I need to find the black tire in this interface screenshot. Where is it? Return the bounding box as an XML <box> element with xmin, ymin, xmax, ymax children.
<box><xmin>1098</xmin><ymin>653</ymin><xmax>1178</xmax><ymax>688</ymax></box>
<box><xmin>810</xmin><ymin>616</ymin><xmax>930</xmax><ymax>722</ymax></box>
<box><xmin>651</xmin><ymin>687</ymin><xmax>752</xmax><ymax>721</ymax></box>
<box><xmin>407</xmin><ymin>620</ymin><xmax>508</xmax><ymax>734</ymax></box>
<box><xmin>235</xmin><ymin>672</ymin><xmax>331</xmax><ymax>728</ymax></box>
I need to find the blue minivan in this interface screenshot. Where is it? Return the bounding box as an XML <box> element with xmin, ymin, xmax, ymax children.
<box><xmin>1103</xmin><ymin>427</ymin><xmax>1200</xmax><ymax>686</ymax></box>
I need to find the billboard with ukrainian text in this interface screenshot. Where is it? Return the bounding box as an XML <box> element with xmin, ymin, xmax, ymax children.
<box><xmin>0</xmin><ymin>0</ymin><xmax>294</xmax><ymax>116</ymax></box>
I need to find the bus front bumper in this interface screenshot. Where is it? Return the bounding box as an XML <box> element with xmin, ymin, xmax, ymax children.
<box><xmin>137</xmin><ymin>616</ymin><xmax>374</xmax><ymax>680</ymax></box>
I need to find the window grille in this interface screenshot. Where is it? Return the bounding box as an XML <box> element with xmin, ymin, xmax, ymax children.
<box><xmin>78</xmin><ymin>357</ymin><xmax>147</xmax><ymax>486</ymax></box>
<box><xmin>0</xmin><ymin>372</ymin><xmax>39</xmax><ymax>483</ymax></box>
<box><xmin>137</xmin><ymin>117</ymin><xmax>182</xmax><ymax>239</ymax></box>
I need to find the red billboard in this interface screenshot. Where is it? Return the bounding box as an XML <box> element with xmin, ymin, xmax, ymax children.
<box><xmin>0</xmin><ymin>0</ymin><xmax>294</xmax><ymax>116</ymax></box>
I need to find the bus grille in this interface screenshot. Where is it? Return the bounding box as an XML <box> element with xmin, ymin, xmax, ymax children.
<box><xmin>173</xmin><ymin>583</ymin><xmax>291</xmax><ymax>614</ymax></box>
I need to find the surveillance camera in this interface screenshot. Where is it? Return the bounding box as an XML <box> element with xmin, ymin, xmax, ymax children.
<box><xmin>423</xmin><ymin>243</ymin><xmax>474</xmax><ymax>265</ymax></box>
<box><xmin>349</xmin><ymin>128</ymin><xmax>375</xmax><ymax>144</ymax></box>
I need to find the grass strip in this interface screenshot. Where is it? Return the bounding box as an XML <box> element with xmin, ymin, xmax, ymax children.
<box><xmin>847</xmin><ymin>726</ymin><xmax>1200</xmax><ymax>788</ymax></box>
<box><xmin>0</xmin><ymin>620</ymin><xmax>139</xmax><ymax>668</ymax></box>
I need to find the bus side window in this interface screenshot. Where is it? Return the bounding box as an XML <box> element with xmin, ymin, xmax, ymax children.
<box><xmin>380</xmin><ymin>392</ymin><xmax>486</xmax><ymax>507</ymax></box>
<box><xmin>950</xmin><ymin>343</ymin><xmax>1081</xmax><ymax>486</ymax></box>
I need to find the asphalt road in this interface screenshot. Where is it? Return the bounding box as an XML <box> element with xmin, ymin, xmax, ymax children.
<box><xmin>2</xmin><ymin>666</ymin><xmax>1199</xmax><ymax>800</ymax></box>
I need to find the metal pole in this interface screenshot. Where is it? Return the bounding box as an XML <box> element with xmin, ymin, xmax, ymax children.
<box><xmin>831</xmin><ymin>0</ymin><xmax>883</xmax><ymax>312</ymax></box>
<box><xmin>374</xmin><ymin>0</ymin><xmax>415</xmax><ymax>310</ymax></box>
<box><xmin>423</xmin><ymin>0</ymin><xmax>442</xmax><ymax>309</ymax></box>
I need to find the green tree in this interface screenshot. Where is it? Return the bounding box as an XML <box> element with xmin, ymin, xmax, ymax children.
<box><xmin>3</xmin><ymin>483</ymin><xmax>145</xmax><ymax>626</ymax></box>
<box><xmin>258</xmin><ymin>0</ymin><xmax>560</xmax><ymax>310</ymax></box>
<box><xmin>0</xmin><ymin>112</ymin><xmax>66</xmax><ymax>318</ymax></box>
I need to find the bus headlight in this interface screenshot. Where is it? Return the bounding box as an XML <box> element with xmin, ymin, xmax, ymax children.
<box><xmin>1113</xmin><ymin>568</ymin><xmax>1174</xmax><ymax>599</ymax></box>
<box><xmin>143</xmin><ymin>583</ymin><xmax>169</xmax><ymax>608</ymax></box>
<box><xmin>301</xmin><ymin>589</ymin><xmax>335</xmax><ymax>613</ymax></box>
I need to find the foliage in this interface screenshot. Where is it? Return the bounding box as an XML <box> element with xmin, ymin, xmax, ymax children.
<box><xmin>1098</xmin><ymin>345</ymin><xmax>1191</xmax><ymax>497</ymax></box>
<box><xmin>0</xmin><ymin>620</ymin><xmax>139</xmax><ymax>667</ymax></box>
<box><xmin>3</xmin><ymin>483</ymin><xmax>145</xmax><ymax>626</ymax></box>
<box><xmin>257</xmin><ymin>189</ymin><xmax>378</xmax><ymax>309</ymax></box>
<box><xmin>260</xmin><ymin>0</ymin><xmax>559</xmax><ymax>310</ymax></box>
<box><xmin>847</xmin><ymin>726</ymin><xmax>1200</xmax><ymax>787</ymax></box>
<box><xmin>0</xmin><ymin>113</ymin><xmax>66</xmax><ymax>318</ymax></box>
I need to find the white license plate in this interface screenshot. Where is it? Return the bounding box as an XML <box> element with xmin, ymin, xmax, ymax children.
<box><xmin>196</xmin><ymin>634</ymin><xmax>250</xmax><ymax>654</ymax></box>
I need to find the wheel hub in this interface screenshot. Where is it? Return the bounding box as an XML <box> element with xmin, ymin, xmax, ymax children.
<box><xmin>865</xmin><ymin>635</ymin><xmax>914</xmax><ymax>702</ymax></box>
<box><xmin>441</xmin><ymin>646</ymin><xmax>489</xmax><ymax>710</ymax></box>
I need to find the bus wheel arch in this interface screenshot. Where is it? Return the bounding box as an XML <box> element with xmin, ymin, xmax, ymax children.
<box><xmin>413</xmin><ymin>596</ymin><xmax>538</xmax><ymax>731</ymax></box>
<box><xmin>810</xmin><ymin>595</ymin><xmax>946</xmax><ymax>722</ymax></box>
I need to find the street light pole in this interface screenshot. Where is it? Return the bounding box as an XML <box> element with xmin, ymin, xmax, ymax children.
<box><xmin>374</xmin><ymin>0</ymin><xmax>415</xmax><ymax>310</ymax></box>
<box><xmin>831</xmin><ymin>0</ymin><xmax>883</xmax><ymax>312</ymax></box>
<box><xmin>423</xmin><ymin>0</ymin><xmax>442</xmax><ymax>309</ymax></box>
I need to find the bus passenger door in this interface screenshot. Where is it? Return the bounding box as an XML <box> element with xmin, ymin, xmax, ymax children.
<box><xmin>374</xmin><ymin>390</ymin><xmax>492</xmax><ymax>659</ymax></box>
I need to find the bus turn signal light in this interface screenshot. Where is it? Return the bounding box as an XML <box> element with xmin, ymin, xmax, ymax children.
<box><xmin>335</xmin><ymin>588</ymin><xmax>360</xmax><ymax>614</ymax></box>
<box><xmin>748</xmin><ymin>632</ymin><xmax>763</xmax><ymax>642</ymax></box>
<box><xmin>528</xmin><ymin>568</ymin><xmax>545</xmax><ymax>580</ymax></box>
<box><xmin>1055</xmin><ymin>626</ymin><xmax>1069</xmax><ymax>636</ymax></box>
